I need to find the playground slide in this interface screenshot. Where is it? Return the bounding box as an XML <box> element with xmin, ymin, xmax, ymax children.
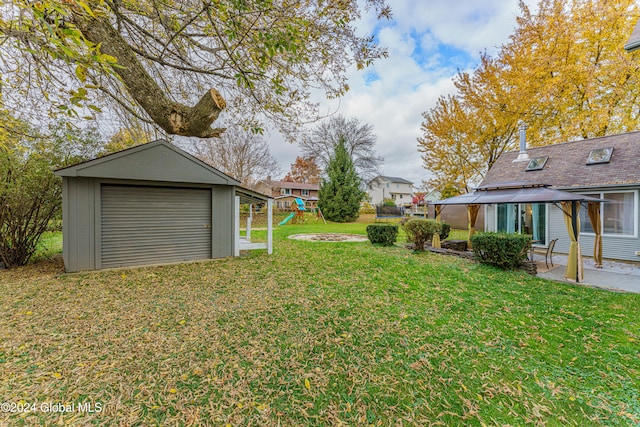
<box><xmin>278</xmin><ymin>213</ymin><xmax>295</xmax><ymax>225</ymax></box>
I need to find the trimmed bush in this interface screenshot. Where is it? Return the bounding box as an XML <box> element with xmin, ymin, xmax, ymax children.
<box><xmin>439</xmin><ymin>222</ymin><xmax>451</xmax><ymax>240</ymax></box>
<box><xmin>471</xmin><ymin>232</ymin><xmax>531</xmax><ymax>270</ymax></box>
<box><xmin>366</xmin><ymin>224</ymin><xmax>398</xmax><ymax>246</ymax></box>
<box><xmin>402</xmin><ymin>219</ymin><xmax>441</xmax><ymax>251</ymax></box>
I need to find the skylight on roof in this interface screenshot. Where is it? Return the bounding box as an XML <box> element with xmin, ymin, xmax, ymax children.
<box><xmin>525</xmin><ymin>156</ymin><xmax>548</xmax><ymax>171</ymax></box>
<box><xmin>587</xmin><ymin>147</ymin><xmax>613</xmax><ymax>164</ymax></box>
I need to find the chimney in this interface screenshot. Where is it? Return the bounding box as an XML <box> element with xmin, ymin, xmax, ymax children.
<box><xmin>513</xmin><ymin>121</ymin><xmax>530</xmax><ymax>162</ymax></box>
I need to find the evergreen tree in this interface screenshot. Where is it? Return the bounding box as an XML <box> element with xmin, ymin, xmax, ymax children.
<box><xmin>318</xmin><ymin>139</ymin><xmax>365</xmax><ymax>222</ymax></box>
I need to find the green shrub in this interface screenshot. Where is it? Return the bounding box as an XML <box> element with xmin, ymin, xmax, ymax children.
<box><xmin>366</xmin><ymin>224</ymin><xmax>398</xmax><ymax>246</ymax></box>
<box><xmin>471</xmin><ymin>232</ymin><xmax>531</xmax><ymax>270</ymax></box>
<box><xmin>439</xmin><ymin>222</ymin><xmax>451</xmax><ymax>240</ymax></box>
<box><xmin>382</xmin><ymin>198</ymin><xmax>396</xmax><ymax>207</ymax></box>
<box><xmin>402</xmin><ymin>219</ymin><xmax>441</xmax><ymax>251</ymax></box>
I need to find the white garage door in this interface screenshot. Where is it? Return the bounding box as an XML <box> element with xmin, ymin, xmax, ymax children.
<box><xmin>101</xmin><ymin>185</ymin><xmax>212</xmax><ymax>268</ymax></box>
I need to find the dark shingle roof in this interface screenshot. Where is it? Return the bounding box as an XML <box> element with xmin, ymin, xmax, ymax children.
<box><xmin>481</xmin><ymin>131</ymin><xmax>640</xmax><ymax>189</ymax></box>
<box><xmin>273</xmin><ymin>180</ymin><xmax>319</xmax><ymax>190</ymax></box>
<box><xmin>625</xmin><ymin>19</ymin><xmax>640</xmax><ymax>52</ymax></box>
<box><xmin>373</xmin><ymin>176</ymin><xmax>413</xmax><ymax>185</ymax></box>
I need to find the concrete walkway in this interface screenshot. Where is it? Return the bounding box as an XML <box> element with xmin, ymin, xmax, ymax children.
<box><xmin>532</xmin><ymin>252</ymin><xmax>640</xmax><ymax>293</ymax></box>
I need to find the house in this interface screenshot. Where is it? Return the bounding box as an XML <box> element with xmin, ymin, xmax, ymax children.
<box><xmin>624</xmin><ymin>19</ymin><xmax>640</xmax><ymax>52</ymax></box>
<box><xmin>480</xmin><ymin>131</ymin><xmax>640</xmax><ymax>262</ymax></box>
<box><xmin>367</xmin><ymin>176</ymin><xmax>414</xmax><ymax>207</ymax></box>
<box><xmin>269</xmin><ymin>180</ymin><xmax>319</xmax><ymax>210</ymax></box>
<box><xmin>54</xmin><ymin>139</ymin><xmax>273</xmax><ymax>272</ymax></box>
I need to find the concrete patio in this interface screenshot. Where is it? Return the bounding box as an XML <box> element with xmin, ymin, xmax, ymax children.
<box><xmin>532</xmin><ymin>251</ymin><xmax>640</xmax><ymax>293</ymax></box>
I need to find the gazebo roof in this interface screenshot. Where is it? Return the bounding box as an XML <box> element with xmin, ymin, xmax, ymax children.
<box><xmin>433</xmin><ymin>182</ymin><xmax>604</xmax><ymax>205</ymax></box>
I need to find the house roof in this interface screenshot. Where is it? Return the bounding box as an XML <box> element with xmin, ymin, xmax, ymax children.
<box><xmin>481</xmin><ymin>131</ymin><xmax>640</xmax><ymax>189</ymax></box>
<box><xmin>625</xmin><ymin>18</ymin><xmax>640</xmax><ymax>52</ymax></box>
<box><xmin>273</xmin><ymin>180</ymin><xmax>319</xmax><ymax>190</ymax></box>
<box><xmin>55</xmin><ymin>139</ymin><xmax>241</xmax><ymax>186</ymax></box>
<box><xmin>370</xmin><ymin>175</ymin><xmax>413</xmax><ymax>185</ymax></box>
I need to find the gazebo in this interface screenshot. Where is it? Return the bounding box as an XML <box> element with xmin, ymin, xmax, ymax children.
<box><xmin>433</xmin><ymin>182</ymin><xmax>604</xmax><ymax>283</ymax></box>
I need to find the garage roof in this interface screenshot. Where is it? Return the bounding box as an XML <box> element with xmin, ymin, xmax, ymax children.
<box><xmin>55</xmin><ymin>139</ymin><xmax>241</xmax><ymax>186</ymax></box>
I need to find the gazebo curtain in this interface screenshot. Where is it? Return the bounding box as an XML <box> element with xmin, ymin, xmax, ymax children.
<box><xmin>561</xmin><ymin>201</ymin><xmax>583</xmax><ymax>282</ymax></box>
<box><xmin>432</xmin><ymin>205</ymin><xmax>442</xmax><ymax>248</ymax></box>
<box><xmin>467</xmin><ymin>204</ymin><xmax>480</xmax><ymax>249</ymax></box>
<box><xmin>587</xmin><ymin>202</ymin><xmax>603</xmax><ymax>268</ymax></box>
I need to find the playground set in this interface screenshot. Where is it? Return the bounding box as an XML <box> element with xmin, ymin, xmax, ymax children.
<box><xmin>279</xmin><ymin>198</ymin><xmax>326</xmax><ymax>225</ymax></box>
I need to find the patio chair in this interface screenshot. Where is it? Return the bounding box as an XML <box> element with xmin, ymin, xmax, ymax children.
<box><xmin>545</xmin><ymin>238</ymin><xmax>558</xmax><ymax>269</ymax></box>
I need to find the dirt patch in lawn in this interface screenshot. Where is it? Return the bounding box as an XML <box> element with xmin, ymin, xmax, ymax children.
<box><xmin>288</xmin><ymin>233</ymin><xmax>369</xmax><ymax>242</ymax></box>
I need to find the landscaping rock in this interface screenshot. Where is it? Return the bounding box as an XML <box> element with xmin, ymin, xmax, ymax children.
<box><xmin>519</xmin><ymin>259</ymin><xmax>537</xmax><ymax>276</ymax></box>
<box><xmin>441</xmin><ymin>239</ymin><xmax>468</xmax><ymax>251</ymax></box>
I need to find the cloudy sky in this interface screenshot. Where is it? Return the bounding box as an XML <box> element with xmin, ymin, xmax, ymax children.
<box><xmin>269</xmin><ymin>0</ymin><xmax>537</xmax><ymax>188</ymax></box>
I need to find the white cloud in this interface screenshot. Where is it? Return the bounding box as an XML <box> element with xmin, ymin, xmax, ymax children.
<box><xmin>269</xmin><ymin>0</ymin><xmax>537</xmax><ymax>189</ymax></box>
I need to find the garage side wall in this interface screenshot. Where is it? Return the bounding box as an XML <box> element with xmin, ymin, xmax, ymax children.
<box><xmin>61</xmin><ymin>177</ymin><xmax>97</xmax><ymax>272</ymax></box>
<box><xmin>212</xmin><ymin>185</ymin><xmax>235</xmax><ymax>258</ymax></box>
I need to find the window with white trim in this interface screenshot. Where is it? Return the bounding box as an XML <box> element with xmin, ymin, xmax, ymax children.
<box><xmin>579</xmin><ymin>191</ymin><xmax>636</xmax><ymax>237</ymax></box>
<box><xmin>281</xmin><ymin>188</ymin><xmax>291</xmax><ymax>195</ymax></box>
<box><xmin>301</xmin><ymin>189</ymin><xmax>309</xmax><ymax>196</ymax></box>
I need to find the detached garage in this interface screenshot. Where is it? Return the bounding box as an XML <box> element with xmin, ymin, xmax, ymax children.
<box><xmin>55</xmin><ymin>139</ymin><xmax>272</xmax><ymax>272</ymax></box>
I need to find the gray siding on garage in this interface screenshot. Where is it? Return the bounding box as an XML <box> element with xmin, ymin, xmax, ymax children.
<box><xmin>100</xmin><ymin>185</ymin><xmax>212</xmax><ymax>269</ymax></box>
<box><xmin>61</xmin><ymin>177</ymin><xmax>98</xmax><ymax>272</ymax></box>
<box><xmin>212</xmin><ymin>186</ymin><xmax>235</xmax><ymax>258</ymax></box>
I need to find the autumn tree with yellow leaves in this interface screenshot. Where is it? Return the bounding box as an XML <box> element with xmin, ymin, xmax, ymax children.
<box><xmin>419</xmin><ymin>0</ymin><xmax>640</xmax><ymax>193</ymax></box>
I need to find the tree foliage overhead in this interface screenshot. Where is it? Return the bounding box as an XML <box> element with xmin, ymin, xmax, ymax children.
<box><xmin>0</xmin><ymin>0</ymin><xmax>390</xmax><ymax>138</ymax></box>
<box><xmin>300</xmin><ymin>114</ymin><xmax>383</xmax><ymax>181</ymax></box>
<box><xmin>418</xmin><ymin>0</ymin><xmax>640</xmax><ymax>192</ymax></box>
<box><xmin>318</xmin><ymin>138</ymin><xmax>365</xmax><ymax>223</ymax></box>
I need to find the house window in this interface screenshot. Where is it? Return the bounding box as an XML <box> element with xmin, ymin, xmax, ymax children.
<box><xmin>301</xmin><ymin>189</ymin><xmax>309</xmax><ymax>196</ymax></box>
<box><xmin>580</xmin><ymin>191</ymin><xmax>635</xmax><ymax>236</ymax></box>
<box><xmin>284</xmin><ymin>201</ymin><xmax>291</xmax><ymax>208</ymax></box>
<box><xmin>281</xmin><ymin>188</ymin><xmax>291</xmax><ymax>195</ymax></box>
<box><xmin>496</xmin><ymin>203</ymin><xmax>546</xmax><ymax>243</ymax></box>
<box><xmin>386</xmin><ymin>183</ymin><xmax>389</xmax><ymax>188</ymax></box>
<box><xmin>587</xmin><ymin>147</ymin><xmax>613</xmax><ymax>165</ymax></box>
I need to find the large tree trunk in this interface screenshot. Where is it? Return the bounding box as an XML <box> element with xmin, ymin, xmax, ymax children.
<box><xmin>73</xmin><ymin>14</ymin><xmax>226</xmax><ymax>138</ymax></box>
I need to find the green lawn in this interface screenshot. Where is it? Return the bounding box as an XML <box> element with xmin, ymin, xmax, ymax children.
<box><xmin>1</xmin><ymin>221</ymin><xmax>638</xmax><ymax>426</ymax></box>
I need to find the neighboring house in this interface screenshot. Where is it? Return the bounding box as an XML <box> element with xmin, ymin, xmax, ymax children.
<box><xmin>367</xmin><ymin>176</ymin><xmax>414</xmax><ymax>206</ymax></box>
<box><xmin>481</xmin><ymin>131</ymin><xmax>640</xmax><ymax>262</ymax></box>
<box><xmin>269</xmin><ymin>180</ymin><xmax>319</xmax><ymax>209</ymax></box>
<box><xmin>55</xmin><ymin>139</ymin><xmax>273</xmax><ymax>272</ymax></box>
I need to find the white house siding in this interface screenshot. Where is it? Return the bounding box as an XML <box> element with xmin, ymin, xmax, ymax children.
<box><xmin>368</xmin><ymin>186</ymin><xmax>386</xmax><ymax>205</ymax></box>
<box><xmin>368</xmin><ymin>178</ymin><xmax>413</xmax><ymax>206</ymax></box>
